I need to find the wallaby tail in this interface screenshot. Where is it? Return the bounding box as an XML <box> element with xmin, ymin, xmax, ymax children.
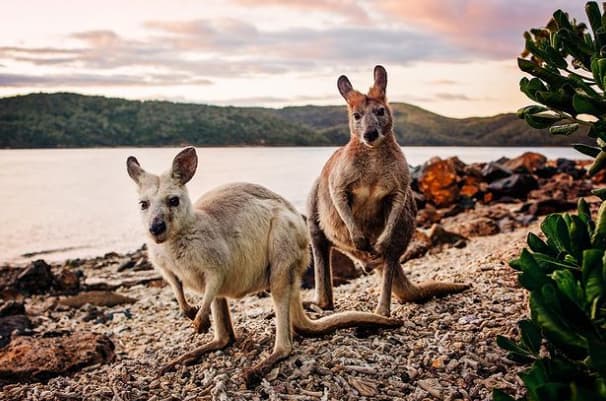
<box><xmin>290</xmin><ymin>287</ymin><xmax>401</xmax><ymax>337</ymax></box>
<box><xmin>395</xmin><ymin>280</ymin><xmax>470</xmax><ymax>303</ymax></box>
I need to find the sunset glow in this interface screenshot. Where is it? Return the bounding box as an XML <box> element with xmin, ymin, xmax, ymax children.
<box><xmin>0</xmin><ymin>0</ymin><xmax>585</xmax><ymax>117</ymax></box>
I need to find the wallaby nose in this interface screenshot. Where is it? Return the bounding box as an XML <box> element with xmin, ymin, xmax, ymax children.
<box><xmin>363</xmin><ymin>129</ymin><xmax>379</xmax><ymax>142</ymax></box>
<box><xmin>149</xmin><ymin>219</ymin><xmax>166</xmax><ymax>236</ymax></box>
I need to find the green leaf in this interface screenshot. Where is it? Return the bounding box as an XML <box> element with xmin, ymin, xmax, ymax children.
<box><xmin>592</xmin><ymin>188</ymin><xmax>606</xmax><ymax>201</ymax></box>
<box><xmin>542</xmin><ymin>214</ymin><xmax>572</xmax><ymax>254</ymax></box>
<box><xmin>517</xmin><ymin>104</ymin><xmax>549</xmax><ymax>118</ymax></box>
<box><xmin>528</xmin><ymin>232</ymin><xmax>556</xmax><ymax>255</ymax></box>
<box><xmin>518</xmin><ymin>249</ymin><xmax>549</xmax><ymax>290</ymax></box>
<box><xmin>552</xmin><ymin>269</ymin><xmax>586</xmax><ymax>309</ymax></box>
<box><xmin>530</xmin><ymin>286</ymin><xmax>588</xmax><ymax>355</ymax></box>
<box><xmin>573</xmin><ymin>93</ymin><xmax>606</xmax><ymax>116</ymax></box>
<box><xmin>569</xmin><ymin>215</ymin><xmax>592</xmax><ymax>260</ymax></box>
<box><xmin>524</xmin><ymin>113</ymin><xmax>563</xmax><ymax>129</ymax></box>
<box><xmin>586</xmin><ymin>2</ymin><xmax>603</xmax><ymax>47</ymax></box>
<box><xmin>592</xmin><ymin>202</ymin><xmax>606</xmax><ymax>247</ymax></box>
<box><xmin>589</xmin><ymin>152</ymin><xmax>606</xmax><ymax>177</ymax></box>
<box><xmin>496</xmin><ymin>335</ymin><xmax>535</xmax><ymax>363</ymax></box>
<box><xmin>519</xmin><ymin>319</ymin><xmax>542</xmax><ymax>354</ymax></box>
<box><xmin>582</xmin><ymin>249</ymin><xmax>604</xmax><ymax>303</ymax></box>
<box><xmin>534</xmin><ymin>252</ymin><xmax>580</xmax><ymax>271</ymax></box>
<box><xmin>492</xmin><ymin>389</ymin><xmax>517</xmax><ymax>401</ymax></box>
<box><xmin>588</xmin><ymin>339</ymin><xmax>606</xmax><ymax>377</ymax></box>
<box><xmin>549</xmin><ymin>123</ymin><xmax>580</xmax><ymax>136</ymax></box>
<box><xmin>577</xmin><ymin>198</ymin><xmax>595</xmax><ymax>236</ymax></box>
<box><xmin>574</xmin><ymin>144</ymin><xmax>602</xmax><ymax>158</ymax></box>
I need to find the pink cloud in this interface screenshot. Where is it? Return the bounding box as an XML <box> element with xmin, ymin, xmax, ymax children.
<box><xmin>377</xmin><ymin>0</ymin><xmax>585</xmax><ymax>58</ymax></box>
<box><xmin>232</xmin><ymin>0</ymin><xmax>370</xmax><ymax>24</ymax></box>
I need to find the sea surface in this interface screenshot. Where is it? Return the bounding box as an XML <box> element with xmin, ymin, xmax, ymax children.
<box><xmin>0</xmin><ymin>146</ymin><xmax>588</xmax><ymax>264</ymax></box>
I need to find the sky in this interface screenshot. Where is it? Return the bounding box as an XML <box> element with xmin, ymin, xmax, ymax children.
<box><xmin>0</xmin><ymin>0</ymin><xmax>586</xmax><ymax>117</ymax></box>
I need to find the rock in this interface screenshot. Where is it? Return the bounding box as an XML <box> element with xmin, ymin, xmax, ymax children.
<box><xmin>83</xmin><ymin>271</ymin><xmax>162</xmax><ymax>290</ymax></box>
<box><xmin>427</xmin><ymin>224</ymin><xmax>468</xmax><ymax>248</ymax></box>
<box><xmin>557</xmin><ymin>158</ymin><xmax>585</xmax><ymax>179</ymax></box>
<box><xmin>13</xmin><ymin>260</ymin><xmax>55</xmax><ymax>295</ymax></box>
<box><xmin>417</xmin><ymin>378</ymin><xmax>443</xmax><ymax>399</ymax></box>
<box><xmin>58</xmin><ymin>290</ymin><xmax>137</xmax><ymax>308</ymax></box>
<box><xmin>487</xmin><ymin>174</ymin><xmax>538</xmax><ymax>199</ymax></box>
<box><xmin>117</xmin><ymin>259</ymin><xmax>136</xmax><ymax>272</ymax></box>
<box><xmin>481</xmin><ymin>162</ymin><xmax>511</xmax><ymax>182</ymax></box>
<box><xmin>503</xmin><ymin>152</ymin><xmax>546</xmax><ymax>173</ymax></box>
<box><xmin>0</xmin><ymin>332</ymin><xmax>115</xmax><ymax>383</ymax></box>
<box><xmin>0</xmin><ymin>301</ymin><xmax>25</xmax><ymax>317</ymax></box>
<box><xmin>419</xmin><ymin>158</ymin><xmax>460</xmax><ymax>208</ymax></box>
<box><xmin>401</xmin><ymin>230</ymin><xmax>431</xmax><ymax>263</ymax></box>
<box><xmin>459</xmin><ymin>175</ymin><xmax>483</xmax><ymax>199</ymax></box>
<box><xmin>416</xmin><ymin>204</ymin><xmax>441</xmax><ymax>228</ymax></box>
<box><xmin>55</xmin><ymin>268</ymin><xmax>81</xmax><ymax>292</ymax></box>
<box><xmin>519</xmin><ymin>199</ymin><xmax>577</xmax><ymax>217</ymax></box>
<box><xmin>455</xmin><ymin>217</ymin><xmax>500</xmax><ymax>238</ymax></box>
<box><xmin>0</xmin><ymin>315</ymin><xmax>32</xmax><ymax>347</ymax></box>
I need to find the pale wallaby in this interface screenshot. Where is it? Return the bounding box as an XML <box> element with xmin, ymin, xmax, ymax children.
<box><xmin>126</xmin><ymin>147</ymin><xmax>401</xmax><ymax>386</ymax></box>
<box><xmin>307</xmin><ymin>65</ymin><xmax>470</xmax><ymax>317</ymax></box>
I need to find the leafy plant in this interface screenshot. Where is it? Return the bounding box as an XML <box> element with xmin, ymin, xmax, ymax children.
<box><xmin>496</xmin><ymin>3</ymin><xmax>606</xmax><ymax>400</ymax></box>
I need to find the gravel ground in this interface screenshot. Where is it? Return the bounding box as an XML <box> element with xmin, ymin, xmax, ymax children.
<box><xmin>1</xmin><ymin>222</ymin><xmax>535</xmax><ymax>401</ymax></box>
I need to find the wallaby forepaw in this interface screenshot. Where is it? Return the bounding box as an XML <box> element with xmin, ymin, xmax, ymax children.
<box><xmin>352</xmin><ymin>233</ymin><xmax>372</xmax><ymax>252</ymax></box>
<box><xmin>184</xmin><ymin>305</ymin><xmax>199</xmax><ymax>320</ymax></box>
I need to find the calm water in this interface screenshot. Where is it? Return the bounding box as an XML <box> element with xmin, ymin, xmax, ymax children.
<box><xmin>0</xmin><ymin>146</ymin><xmax>587</xmax><ymax>264</ymax></box>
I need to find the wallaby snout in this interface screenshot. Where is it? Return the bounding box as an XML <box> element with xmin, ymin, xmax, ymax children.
<box><xmin>363</xmin><ymin>128</ymin><xmax>379</xmax><ymax>143</ymax></box>
<box><xmin>149</xmin><ymin>217</ymin><xmax>167</xmax><ymax>237</ymax></box>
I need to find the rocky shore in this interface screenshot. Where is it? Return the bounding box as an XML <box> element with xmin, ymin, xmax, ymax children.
<box><xmin>0</xmin><ymin>152</ymin><xmax>601</xmax><ymax>401</ymax></box>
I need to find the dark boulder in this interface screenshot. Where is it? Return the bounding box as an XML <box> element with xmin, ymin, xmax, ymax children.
<box><xmin>488</xmin><ymin>174</ymin><xmax>539</xmax><ymax>199</ymax></box>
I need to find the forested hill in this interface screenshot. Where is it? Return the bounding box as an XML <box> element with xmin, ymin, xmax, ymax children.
<box><xmin>0</xmin><ymin>93</ymin><xmax>591</xmax><ymax>148</ymax></box>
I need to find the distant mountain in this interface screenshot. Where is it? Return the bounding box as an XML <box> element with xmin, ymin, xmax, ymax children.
<box><xmin>0</xmin><ymin>92</ymin><xmax>591</xmax><ymax>148</ymax></box>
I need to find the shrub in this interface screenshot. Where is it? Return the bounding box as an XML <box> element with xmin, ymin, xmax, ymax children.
<box><xmin>495</xmin><ymin>3</ymin><xmax>606</xmax><ymax>401</ymax></box>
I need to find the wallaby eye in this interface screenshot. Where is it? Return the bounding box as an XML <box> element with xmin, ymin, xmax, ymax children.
<box><xmin>353</xmin><ymin>112</ymin><xmax>362</xmax><ymax>121</ymax></box>
<box><xmin>139</xmin><ymin>200</ymin><xmax>149</xmax><ymax>210</ymax></box>
<box><xmin>376</xmin><ymin>107</ymin><xmax>385</xmax><ymax>116</ymax></box>
<box><xmin>168</xmin><ymin>196</ymin><xmax>180</xmax><ymax>207</ymax></box>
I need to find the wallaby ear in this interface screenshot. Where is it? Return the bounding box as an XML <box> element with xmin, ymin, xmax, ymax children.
<box><xmin>171</xmin><ymin>147</ymin><xmax>198</xmax><ymax>185</ymax></box>
<box><xmin>337</xmin><ymin>75</ymin><xmax>354</xmax><ymax>101</ymax></box>
<box><xmin>127</xmin><ymin>156</ymin><xmax>145</xmax><ymax>184</ymax></box>
<box><xmin>368</xmin><ymin>65</ymin><xmax>387</xmax><ymax>99</ymax></box>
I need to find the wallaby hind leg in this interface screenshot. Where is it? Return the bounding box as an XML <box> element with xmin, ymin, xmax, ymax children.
<box><xmin>160</xmin><ymin>298</ymin><xmax>235</xmax><ymax>374</ymax></box>
<box><xmin>375</xmin><ymin>259</ymin><xmax>397</xmax><ymax>317</ymax></box>
<box><xmin>310</xmin><ymin>225</ymin><xmax>334</xmax><ymax>310</ymax></box>
<box><xmin>243</xmin><ymin>262</ymin><xmax>295</xmax><ymax>387</ymax></box>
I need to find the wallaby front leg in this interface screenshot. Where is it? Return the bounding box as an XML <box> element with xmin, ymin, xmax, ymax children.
<box><xmin>329</xmin><ymin>184</ymin><xmax>370</xmax><ymax>251</ymax></box>
<box><xmin>375</xmin><ymin>190</ymin><xmax>406</xmax><ymax>254</ymax></box>
<box><xmin>192</xmin><ymin>273</ymin><xmax>222</xmax><ymax>334</ymax></box>
<box><xmin>162</xmin><ymin>270</ymin><xmax>197</xmax><ymax>320</ymax></box>
<box><xmin>376</xmin><ymin>261</ymin><xmax>396</xmax><ymax>317</ymax></box>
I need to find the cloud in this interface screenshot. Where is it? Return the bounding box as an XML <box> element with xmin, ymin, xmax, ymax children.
<box><xmin>0</xmin><ymin>72</ymin><xmax>211</xmax><ymax>87</ymax></box>
<box><xmin>231</xmin><ymin>0</ymin><xmax>370</xmax><ymax>24</ymax></box>
<box><xmin>0</xmin><ymin>20</ymin><xmax>465</xmax><ymax>89</ymax></box>
<box><xmin>376</xmin><ymin>0</ymin><xmax>586</xmax><ymax>59</ymax></box>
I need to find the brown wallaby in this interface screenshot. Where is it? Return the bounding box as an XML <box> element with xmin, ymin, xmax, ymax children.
<box><xmin>307</xmin><ymin>65</ymin><xmax>470</xmax><ymax>317</ymax></box>
<box><xmin>126</xmin><ymin>147</ymin><xmax>401</xmax><ymax>386</ymax></box>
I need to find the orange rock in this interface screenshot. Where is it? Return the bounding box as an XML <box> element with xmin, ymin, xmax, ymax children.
<box><xmin>419</xmin><ymin>158</ymin><xmax>459</xmax><ymax>208</ymax></box>
<box><xmin>0</xmin><ymin>332</ymin><xmax>115</xmax><ymax>382</ymax></box>
<box><xmin>460</xmin><ymin>175</ymin><xmax>482</xmax><ymax>198</ymax></box>
<box><xmin>503</xmin><ymin>152</ymin><xmax>546</xmax><ymax>173</ymax></box>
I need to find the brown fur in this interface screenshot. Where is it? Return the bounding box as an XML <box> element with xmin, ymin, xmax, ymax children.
<box><xmin>127</xmin><ymin>147</ymin><xmax>401</xmax><ymax>387</ymax></box>
<box><xmin>308</xmin><ymin>65</ymin><xmax>470</xmax><ymax>316</ymax></box>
